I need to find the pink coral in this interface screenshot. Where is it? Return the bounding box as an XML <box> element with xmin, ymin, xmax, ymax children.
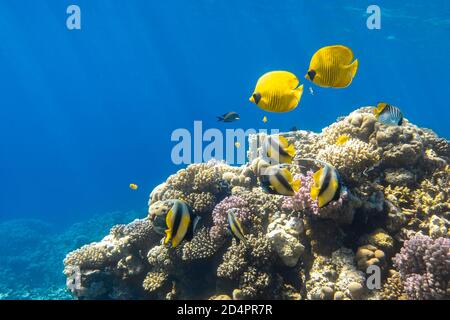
<box><xmin>282</xmin><ymin>171</ymin><xmax>351</xmax><ymax>223</ymax></box>
<box><xmin>210</xmin><ymin>196</ymin><xmax>251</xmax><ymax>243</ymax></box>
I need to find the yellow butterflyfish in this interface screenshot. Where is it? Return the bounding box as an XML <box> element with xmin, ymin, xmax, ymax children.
<box><xmin>263</xmin><ymin>116</ymin><xmax>268</xmax><ymax>123</ymax></box>
<box><xmin>305</xmin><ymin>45</ymin><xmax>358</xmax><ymax>88</ymax></box>
<box><xmin>250</xmin><ymin>71</ymin><xmax>303</xmax><ymax>113</ymax></box>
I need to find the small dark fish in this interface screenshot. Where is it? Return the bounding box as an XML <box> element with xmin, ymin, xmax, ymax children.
<box><xmin>217</xmin><ymin>112</ymin><xmax>240</xmax><ymax>122</ymax></box>
<box><xmin>374</xmin><ymin>103</ymin><xmax>403</xmax><ymax>126</ymax></box>
<box><xmin>289</xmin><ymin>126</ymin><xmax>299</xmax><ymax>132</ymax></box>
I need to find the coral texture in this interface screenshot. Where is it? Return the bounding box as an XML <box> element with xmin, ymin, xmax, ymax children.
<box><xmin>63</xmin><ymin>107</ymin><xmax>449</xmax><ymax>300</ymax></box>
<box><xmin>393</xmin><ymin>235</ymin><xmax>449</xmax><ymax>300</ymax></box>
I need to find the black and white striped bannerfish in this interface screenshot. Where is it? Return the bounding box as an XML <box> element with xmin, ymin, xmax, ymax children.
<box><xmin>374</xmin><ymin>102</ymin><xmax>403</xmax><ymax>126</ymax></box>
<box><xmin>164</xmin><ymin>199</ymin><xmax>197</xmax><ymax>248</ymax></box>
<box><xmin>227</xmin><ymin>209</ymin><xmax>247</xmax><ymax>245</ymax></box>
<box><xmin>259</xmin><ymin>164</ymin><xmax>301</xmax><ymax>196</ymax></box>
<box><xmin>263</xmin><ymin>135</ymin><xmax>296</xmax><ymax>164</ymax></box>
<box><xmin>310</xmin><ymin>164</ymin><xmax>342</xmax><ymax>208</ymax></box>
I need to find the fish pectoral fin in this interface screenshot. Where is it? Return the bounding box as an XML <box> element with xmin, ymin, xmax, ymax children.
<box><xmin>312</xmin><ymin>168</ymin><xmax>323</xmax><ymax>186</ymax></box>
<box><xmin>292</xmin><ymin>84</ymin><xmax>304</xmax><ymax>102</ymax></box>
<box><xmin>292</xmin><ymin>179</ymin><xmax>301</xmax><ymax>193</ymax></box>
<box><xmin>344</xmin><ymin>59</ymin><xmax>359</xmax><ymax>78</ymax></box>
<box><xmin>285</xmin><ymin>144</ymin><xmax>296</xmax><ymax>158</ymax></box>
<box><xmin>163</xmin><ymin>229</ymin><xmax>172</xmax><ymax>245</ymax></box>
<box><xmin>310</xmin><ymin>186</ymin><xmax>320</xmax><ymax>200</ymax></box>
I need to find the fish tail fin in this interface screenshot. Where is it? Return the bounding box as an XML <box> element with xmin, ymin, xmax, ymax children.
<box><xmin>293</xmin><ymin>84</ymin><xmax>304</xmax><ymax>102</ymax></box>
<box><xmin>292</xmin><ymin>179</ymin><xmax>301</xmax><ymax>193</ymax></box>
<box><xmin>348</xmin><ymin>59</ymin><xmax>358</xmax><ymax>78</ymax></box>
<box><xmin>217</xmin><ymin>116</ymin><xmax>224</xmax><ymax>121</ymax></box>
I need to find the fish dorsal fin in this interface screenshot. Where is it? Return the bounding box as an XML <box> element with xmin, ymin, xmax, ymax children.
<box><xmin>281</xmin><ymin>167</ymin><xmax>293</xmax><ymax>183</ymax></box>
<box><xmin>327</xmin><ymin>45</ymin><xmax>355</xmax><ymax>64</ymax></box>
<box><xmin>374</xmin><ymin>102</ymin><xmax>388</xmax><ymax>118</ymax></box>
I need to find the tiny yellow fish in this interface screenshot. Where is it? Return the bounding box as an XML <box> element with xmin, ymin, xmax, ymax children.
<box><xmin>336</xmin><ymin>135</ymin><xmax>350</xmax><ymax>146</ymax></box>
<box><xmin>263</xmin><ymin>116</ymin><xmax>268</xmax><ymax>123</ymax></box>
<box><xmin>250</xmin><ymin>71</ymin><xmax>304</xmax><ymax>113</ymax></box>
<box><xmin>235</xmin><ymin>142</ymin><xmax>241</xmax><ymax>148</ymax></box>
<box><xmin>305</xmin><ymin>45</ymin><xmax>358</xmax><ymax>88</ymax></box>
<box><xmin>129</xmin><ymin>183</ymin><xmax>138</xmax><ymax>190</ymax></box>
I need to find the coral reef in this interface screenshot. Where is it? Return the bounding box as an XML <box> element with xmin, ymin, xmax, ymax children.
<box><xmin>393</xmin><ymin>235</ymin><xmax>449</xmax><ymax>300</ymax></box>
<box><xmin>0</xmin><ymin>211</ymin><xmax>141</xmax><ymax>299</ymax></box>
<box><xmin>63</xmin><ymin>107</ymin><xmax>450</xmax><ymax>300</ymax></box>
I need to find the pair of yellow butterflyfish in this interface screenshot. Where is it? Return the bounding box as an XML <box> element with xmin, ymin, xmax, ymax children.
<box><xmin>249</xmin><ymin>45</ymin><xmax>359</xmax><ymax>113</ymax></box>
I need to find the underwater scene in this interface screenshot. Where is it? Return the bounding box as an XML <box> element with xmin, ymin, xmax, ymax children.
<box><xmin>0</xmin><ymin>1</ymin><xmax>449</xmax><ymax>301</ymax></box>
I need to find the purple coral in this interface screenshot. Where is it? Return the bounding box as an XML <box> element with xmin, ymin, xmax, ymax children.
<box><xmin>210</xmin><ymin>196</ymin><xmax>251</xmax><ymax>243</ymax></box>
<box><xmin>282</xmin><ymin>171</ymin><xmax>346</xmax><ymax>219</ymax></box>
<box><xmin>393</xmin><ymin>235</ymin><xmax>449</xmax><ymax>300</ymax></box>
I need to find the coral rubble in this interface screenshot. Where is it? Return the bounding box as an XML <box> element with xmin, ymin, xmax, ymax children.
<box><xmin>64</xmin><ymin>107</ymin><xmax>450</xmax><ymax>300</ymax></box>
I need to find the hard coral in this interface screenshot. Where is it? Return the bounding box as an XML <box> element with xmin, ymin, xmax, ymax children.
<box><xmin>393</xmin><ymin>235</ymin><xmax>449</xmax><ymax>300</ymax></box>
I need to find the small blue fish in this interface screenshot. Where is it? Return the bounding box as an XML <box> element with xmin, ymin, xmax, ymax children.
<box><xmin>374</xmin><ymin>103</ymin><xmax>403</xmax><ymax>126</ymax></box>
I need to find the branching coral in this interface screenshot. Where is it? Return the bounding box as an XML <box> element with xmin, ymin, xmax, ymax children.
<box><xmin>210</xmin><ymin>195</ymin><xmax>251</xmax><ymax>243</ymax></box>
<box><xmin>317</xmin><ymin>139</ymin><xmax>380</xmax><ymax>184</ymax></box>
<box><xmin>393</xmin><ymin>235</ymin><xmax>449</xmax><ymax>300</ymax></box>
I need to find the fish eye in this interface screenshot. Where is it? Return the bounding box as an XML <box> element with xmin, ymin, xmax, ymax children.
<box><xmin>253</xmin><ymin>92</ymin><xmax>261</xmax><ymax>104</ymax></box>
<box><xmin>307</xmin><ymin>70</ymin><xmax>316</xmax><ymax>81</ymax></box>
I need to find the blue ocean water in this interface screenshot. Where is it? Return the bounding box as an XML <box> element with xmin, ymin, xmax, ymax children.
<box><xmin>0</xmin><ymin>0</ymin><xmax>449</xmax><ymax>298</ymax></box>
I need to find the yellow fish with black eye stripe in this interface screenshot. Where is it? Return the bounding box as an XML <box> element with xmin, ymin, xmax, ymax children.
<box><xmin>259</xmin><ymin>165</ymin><xmax>301</xmax><ymax>196</ymax></box>
<box><xmin>263</xmin><ymin>135</ymin><xmax>296</xmax><ymax>164</ymax></box>
<box><xmin>305</xmin><ymin>45</ymin><xmax>358</xmax><ymax>88</ymax></box>
<box><xmin>249</xmin><ymin>71</ymin><xmax>304</xmax><ymax>113</ymax></box>
<box><xmin>310</xmin><ymin>164</ymin><xmax>342</xmax><ymax>208</ymax></box>
<box><xmin>227</xmin><ymin>209</ymin><xmax>247</xmax><ymax>245</ymax></box>
<box><xmin>164</xmin><ymin>199</ymin><xmax>192</xmax><ymax>248</ymax></box>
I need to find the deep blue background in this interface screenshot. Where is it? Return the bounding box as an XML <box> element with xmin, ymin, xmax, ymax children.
<box><xmin>0</xmin><ymin>0</ymin><xmax>449</xmax><ymax>226</ymax></box>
